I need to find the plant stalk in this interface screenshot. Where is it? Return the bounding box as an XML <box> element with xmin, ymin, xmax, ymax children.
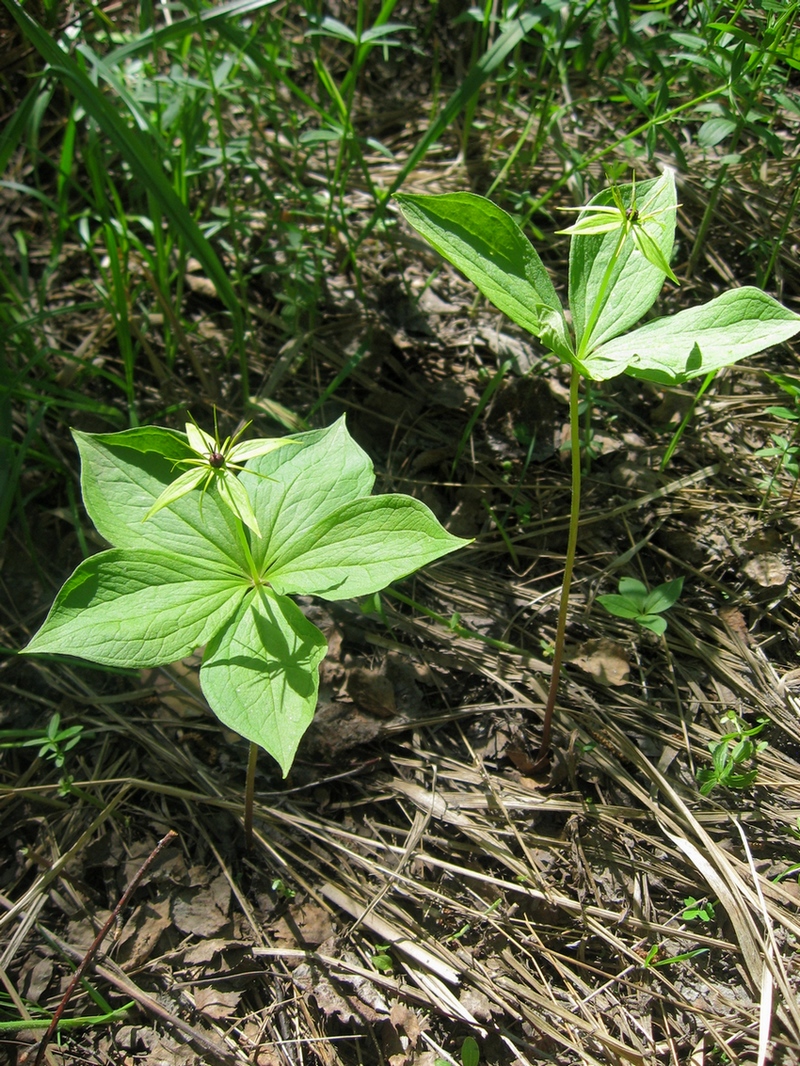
<box><xmin>535</xmin><ymin>367</ymin><xmax>582</xmax><ymax>765</ymax></box>
<box><xmin>244</xmin><ymin>741</ymin><xmax>258</xmax><ymax>849</ymax></box>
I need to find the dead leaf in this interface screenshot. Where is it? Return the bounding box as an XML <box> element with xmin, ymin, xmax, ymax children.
<box><xmin>742</xmin><ymin>552</ymin><xmax>790</xmax><ymax>588</ymax></box>
<box><xmin>293</xmin><ymin>962</ymin><xmax>384</xmax><ymax>1025</ymax></box>
<box><xmin>389</xmin><ymin>1002</ymin><xmax>426</xmax><ymax>1044</ymax></box>
<box><xmin>719</xmin><ymin>606</ymin><xmax>750</xmax><ymax>643</ymax></box>
<box><xmin>65</xmin><ymin>910</ymin><xmax>113</xmax><ymax>952</ymax></box>
<box><xmin>566</xmin><ymin>638</ymin><xmax>630</xmax><ymax>686</ymax></box>
<box><xmin>300</xmin><ymin>701</ymin><xmax>383</xmax><ymax>759</ymax></box>
<box><xmin>194</xmin><ymin>986</ymin><xmax>242</xmax><ymax>1020</ymax></box>
<box><xmin>116</xmin><ymin>898</ymin><xmax>172</xmax><ymax>967</ymax></box>
<box><xmin>18</xmin><ymin>954</ymin><xmax>53</xmax><ymax>1003</ymax></box>
<box><xmin>346</xmin><ymin>667</ymin><xmax>396</xmax><ymax>718</ymax></box>
<box><xmin>485</xmin><ymin>376</ymin><xmax>560</xmax><ymax>462</ymax></box>
<box><xmin>172</xmin><ymin>873</ymin><xmax>231</xmax><ymax>936</ymax></box>
<box><xmin>459</xmin><ymin>987</ymin><xmax>495</xmax><ymax>1022</ymax></box>
<box><xmin>183</xmin><ymin>938</ymin><xmax>245</xmax><ymax>965</ymax></box>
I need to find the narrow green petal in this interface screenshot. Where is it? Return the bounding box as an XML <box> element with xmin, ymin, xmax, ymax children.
<box><xmin>557</xmin><ymin>216</ymin><xmax>624</xmax><ymax>237</ymax></box>
<box><xmin>217</xmin><ymin>470</ymin><xmax>262</xmax><ymax>537</ymax></box>
<box><xmin>228</xmin><ymin>437</ymin><xmax>300</xmax><ymax>463</ymax></box>
<box><xmin>558</xmin><ymin>205</ymin><xmax>625</xmax><ymax>217</ymax></box>
<box><xmin>186</xmin><ymin>422</ymin><xmax>214</xmax><ymax>455</ymax></box>
<box><xmin>143</xmin><ymin>467</ymin><xmax>206</xmax><ymax>521</ymax></box>
<box><xmin>634</xmin><ymin>227</ymin><xmax>679</xmax><ymax>284</ymax></box>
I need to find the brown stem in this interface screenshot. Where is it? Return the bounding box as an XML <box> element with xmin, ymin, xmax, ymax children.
<box><xmin>34</xmin><ymin>829</ymin><xmax>178</xmax><ymax>1066</ymax></box>
<box><xmin>244</xmin><ymin>740</ymin><xmax>258</xmax><ymax>849</ymax></box>
<box><xmin>535</xmin><ymin>368</ymin><xmax>582</xmax><ymax>767</ymax></box>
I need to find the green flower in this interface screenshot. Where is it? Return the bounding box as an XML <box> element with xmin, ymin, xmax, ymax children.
<box><xmin>557</xmin><ymin>172</ymin><xmax>680</xmax><ymax>284</ymax></box>
<box><xmin>144</xmin><ymin>417</ymin><xmax>297</xmax><ymax>537</ymax></box>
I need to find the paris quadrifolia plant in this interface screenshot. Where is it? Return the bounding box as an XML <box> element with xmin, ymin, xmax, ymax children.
<box><xmin>24</xmin><ymin>418</ymin><xmax>469</xmax><ymax>786</ymax></box>
<box><xmin>396</xmin><ymin>170</ymin><xmax>800</xmax><ymax>764</ymax></box>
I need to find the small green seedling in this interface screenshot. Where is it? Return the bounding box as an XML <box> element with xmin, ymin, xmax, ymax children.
<box><xmin>396</xmin><ymin>171</ymin><xmax>800</xmax><ymax>760</ymax></box>
<box><xmin>757</xmin><ymin>372</ymin><xmax>800</xmax><ymax>502</ymax></box>
<box><xmin>271</xmin><ymin>878</ymin><xmax>295</xmax><ymax>900</ymax></box>
<box><xmin>370</xmin><ymin>943</ymin><xmax>393</xmax><ymax>973</ymax></box>
<box><xmin>434</xmin><ymin>1035</ymin><xmax>480</xmax><ymax>1066</ymax></box>
<box><xmin>597</xmin><ymin>576</ymin><xmax>684</xmax><ymax>636</ymax></box>
<box><xmin>696</xmin><ymin>712</ymin><xmax>768</xmax><ymax>796</ymax></box>
<box><xmin>643</xmin><ymin>943</ymin><xmax>708</xmax><ymax>969</ymax></box>
<box><xmin>24</xmin><ymin>418</ymin><xmax>469</xmax><ymax>777</ymax></box>
<box><xmin>682</xmin><ymin>896</ymin><xmax>716</xmax><ymax>923</ymax></box>
<box><xmin>460</xmin><ymin>1037</ymin><xmax>480</xmax><ymax>1066</ymax></box>
<box><xmin>0</xmin><ymin>712</ymin><xmax>86</xmax><ymax>770</ymax></box>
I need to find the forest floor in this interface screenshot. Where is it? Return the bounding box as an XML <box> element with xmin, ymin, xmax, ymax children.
<box><xmin>3</xmin><ymin>4</ymin><xmax>800</xmax><ymax>1066</ymax></box>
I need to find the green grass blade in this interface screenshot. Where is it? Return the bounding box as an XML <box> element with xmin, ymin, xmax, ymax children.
<box><xmin>1</xmin><ymin>0</ymin><xmax>246</xmax><ymax>389</ymax></box>
<box><xmin>359</xmin><ymin>11</ymin><xmax>542</xmax><ymax>246</ymax></box>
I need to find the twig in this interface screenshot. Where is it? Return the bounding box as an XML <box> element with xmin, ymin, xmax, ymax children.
<box><xmin>34</xmin><ymin>829</ymin><xmax>178</xmax><ymax>1066</ymax></box>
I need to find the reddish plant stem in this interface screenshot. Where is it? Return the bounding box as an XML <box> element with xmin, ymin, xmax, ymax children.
<box><xmin>244</xmin><ymin>740</ymin><xmax>258</xmax><ymax>849</ymax></box>
<box><xmin>535</xmin><ymin>368</ymin><xmax>582</xmax><ymax>767</ymax></box>
<box><xmin>34</xmin><ymin>829</ymin><xmax>178</xmax><ymax>1066</ymax></box>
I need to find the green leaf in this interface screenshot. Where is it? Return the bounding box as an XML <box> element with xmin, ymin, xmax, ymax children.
<box><xmin>637</xmin><ymin>614</ymin><xmax>668</xmax><ymax>636</ymax></box>
<box><xmin>74</xmin><ymin>429</ymin><xmax>250</xmax><ymax>571</ymax></box>
<box><xmin>241</xmin><ymin>418</ymin><xmax>376</xmax><ymax>572</ymax></box>
<box><xmin>596</xmin><ymin>594</ymin><xmax>644</xmax><ymax>620</ymax></box>
<box><xmin>587</xmin><ymin>287</ymin><xmax>800</xmax><ymax>383</ymax></box>
<box><xmin>200</xmin><ymin>588</ymin><xmax>328</xmax><ymax>776</ymax></box>
<box><xmin>25</xmin><ymin>549</ymin><xmax>247</xmax><ymax>668</ymax></box>
<box><xmin>267</xmin><ymin>495</ymin><xmax>470</xmax><ymax>599</ymax></box>
<box><xmin>394</xmin><ymin>192</ymin><xmax>573</xmax><ymax>361</ymax></box>
<box><xmin>461</xmin><ymin>1037</ymin><xmax>480</xmax><ymax>1066</ymax></box>
<box><xmin>570</xmin><ymin>171</ymin><xmax>677</xmax><ymax>357</ymax></box>
<box><xmin>643</xmin><ymin>577</ymin><xmax>684</xmax><ymax>615</ymax></box>
<box><xmin>617</xmin><ymin>577</ymin><xmax>649</xmax><ymax>604</ymax></box>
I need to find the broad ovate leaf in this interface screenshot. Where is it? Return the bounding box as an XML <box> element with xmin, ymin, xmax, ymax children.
<box><xmin>74</xmin><ymin>428</ymin><xmax>250</xmax><ymax>571</ymax></box>
<box><xmin>585</xmin><ymin>287</ymin><xmax>800</xmax><ymax>384</ymax></box>
<box><xmin>596</xmin><ymin>594</ymin><xmax>643</xmax><ymax>620</ymax></box>
<box><xmin>570</xmin><ymin>170</ymin><xmax>677</xmax><ymax>358</ymax></box>
<box><xmin>200</xmin><ymin>588</ymin><xmax>327</xmax><ymax>777</ymax></box>
<box><xmin>26</xmin><ymin>549</ymin><xmax>247</xmax><ymax>668</ymax></box>
<box><xmin>395</xmin><ymin>192</ymin><xmax>573</xmax><ymax>362</ymax></box>
<box><xmin>241</xmin><ymin>417</ymin><xmax>376</xmax><ymax>572</ymax></box>
<box><xmin>266</xmin><ymin>495</ymin><xmax>469</xmax><ymax>600</ymax></box>
<box><xmin>643</xmin><ymin>577</ymin><xmax>684</xmax><ymax>615</ymax></box>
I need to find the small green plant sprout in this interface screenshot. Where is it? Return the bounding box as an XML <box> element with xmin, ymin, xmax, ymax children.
<box><xmin>756</xmin><ymin>371</ymin><xmax>800</xmax><ymax>502</ymax></box>
<box><xmin>682</xmin><ymin>896</ymin><xmax>716</xmax><ymax>923</ymax></box>
<box><xmin>643</xmin><ymin>943</ymin><xmax>708</xmax><ymax>969</ymax></box>
<box><xmin>0</xmin><ymin>712</ymin><xmax>86</xmax><ymax>769</ymax></box>
<box><xmin>460</xmin><ymin>1036</ymin><xmax>480</xmax><ymax>1066</ymax></box>
<box><xmin>370</xmin><ymin>943</ymin><xmax>394</xmax><ymax>973</ymax></box>
<box><xmin>24</xmin><ymin>418</ymin><xmax>469</xmax><ymax>776</ymax></box>
<box><xmin>597</xmin><ymin>575</ymin><xmax>684</xmax><ymax>636</ymax></box>
<box><xmin>396</xmin><ymin>171</ymin><xmax>800</xmax><ymax>763</ymax></box>
<box><xmin>271</xmin><ymin>878</ymin><xmax>296</xmax><ymax>900</ymax></box>
<box><xmin>145</xmin><ymin>413</ymin><xmax>296</xmax><ymax>537</ymax></box>
<box><xmin>696</xmin><ymin>712</ymin><xmax>768</xmax><ymax>796</ymax></box>
<box><xmin>434</xmin><ymin>1034</ymin><xmax>480</xmax><ymax>1066</ymax></box>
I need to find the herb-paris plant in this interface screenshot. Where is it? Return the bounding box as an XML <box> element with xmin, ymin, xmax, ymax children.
<box><xmin>25</xmin><ymin>419</ymin><xmax>469</xmax><ymax>775</ymax></box>
<box><xmin>395</xmin><ymin>171</ymin><xmax>800</xmax><ymax>762</ymax></box>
